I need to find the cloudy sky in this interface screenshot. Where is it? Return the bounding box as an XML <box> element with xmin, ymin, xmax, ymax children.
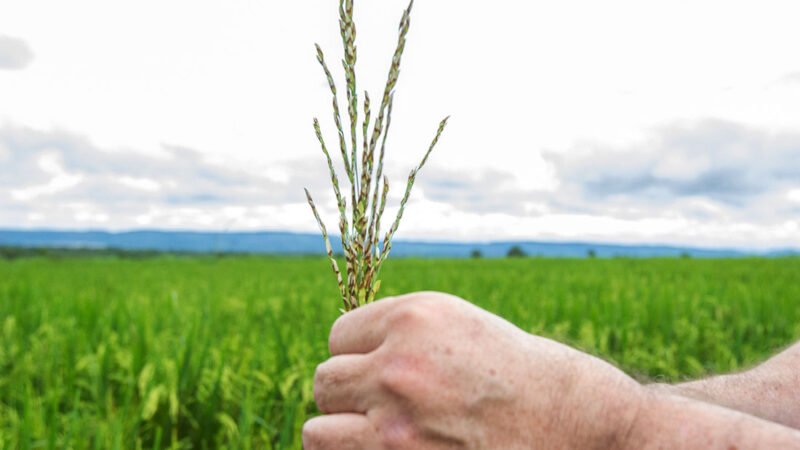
<box><xmin>1</xmin><ymin>0</ymin><xmax>799</xmax><ymax>249</ymax></box>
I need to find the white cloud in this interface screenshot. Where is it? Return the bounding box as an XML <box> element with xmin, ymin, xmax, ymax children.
<box><xmin>0</xmin><ymin>1</ymin><xmax>799</xmax><ymax>249</ymax></box>
<box><xmin>74</xmin><ymin>208</ymin><xmax>110</xmax><ymax>224</ymax></box>
<box><xmin>0</xmin><ymin>35</ymin><xmax>33</xmax><ymax>69</ymax></box>
<box><xmin>118</xmin><ymin>176</ymin><xmax>161</xmax><ymax>192</ymax></box>
<box><xmin>389</xmin><ymin>197</ymin><xmax>800</xmax><ymax>250</ymax></box>
<box><xmin>11</xmin><ymin>153</ymin><xmax>84</xmax><ymax>201</ymax></box>
<box><xmin>775</xmin><ymin>72</ymin><xmax>800</xmax><ymax>86</ymax></box>
<box><xmin>547</xmin><ymin>119</ymin><xmax>800</xmax><ymax>208</ymax></box>
<box><xmin>0</xmin><ymin>118</ymin><xmax>798</xmax><ymax>250</ymax></box>
<box><xmin>652</xmin><ymin>154</ymin><xmax>712</xmax><ymax>182</ymax></box>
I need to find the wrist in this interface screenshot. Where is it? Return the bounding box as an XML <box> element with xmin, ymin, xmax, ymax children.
<box><xmin>556</xmin><ymin>355</ymin><xmax>648</xmax><ymax>450</ymax></box>
<box><xmin>606</xmin><ymin>382</ymin><xmax>648</xmax><ymax>450</ymax></box>
<box><xmin>613</xmin><ymin>385</ymin><xmax>667</xmax><ymax>450</ymax></box>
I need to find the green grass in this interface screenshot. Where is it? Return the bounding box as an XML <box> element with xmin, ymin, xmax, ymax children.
<box><xmin>1</xmin><ymin>256</ymin><xmax>799</xmax><ymax>449</ymax></box>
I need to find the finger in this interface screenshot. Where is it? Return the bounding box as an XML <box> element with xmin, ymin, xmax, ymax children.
<box><xmin>329</xmin><ymin>294</ymin><xmax>410</xmax><ymax>355</ymax></box>
<box><xmin>314</xmin><ymin>354</ymin><xmax>377</xmax><ymax>413</ymax></box>
<box><xmin>302</xmin><ymin>414</ymin><xmax>377</xmax><ymax>450</ymax></box>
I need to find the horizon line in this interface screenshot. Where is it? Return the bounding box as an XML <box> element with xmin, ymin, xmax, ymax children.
<box><xmin>1</xmin><ymin>227</ymin><xmax>797</xmax><ymax>254</ymax></box>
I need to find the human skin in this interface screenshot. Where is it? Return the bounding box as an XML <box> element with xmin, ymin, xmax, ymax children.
<box><xmin>303</xmin><ymin>292</ymin><xmax>800</xmax><ymax>449</ymax></box>
<box><xmin>650</xmin><ymin>341</ymin><xmax>800</xmax><ymax>429</ymax></box>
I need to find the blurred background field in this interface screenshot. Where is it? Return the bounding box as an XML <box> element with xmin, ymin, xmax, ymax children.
<box><xmin>1</xmin><ymin>255</ymin><xmax>799</xmax><ymax>449</ymax></box>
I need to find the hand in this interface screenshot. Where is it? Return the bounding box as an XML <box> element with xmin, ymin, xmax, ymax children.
<box><xmin>303</xmin><ymin>292</ymin><xmax>644</xmax><ymax>450</ymax></box>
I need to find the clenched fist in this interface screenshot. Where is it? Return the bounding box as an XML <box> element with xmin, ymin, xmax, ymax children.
<box><xmin>302</xmin><ymin>292</ymin><xmax>643</xmax><ymax>450</ymax></box>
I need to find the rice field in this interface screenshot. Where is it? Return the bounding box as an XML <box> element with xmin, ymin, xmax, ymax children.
<box><xmin>1</xmin><ymin>255</ymin><xmax>799</xmax><ymax>449</ymax></box>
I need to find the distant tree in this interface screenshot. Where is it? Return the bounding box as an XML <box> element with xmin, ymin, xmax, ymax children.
<box><xmin>680</xmin><ymin>251</ymin><xmax>692</xmax><ymax>259</ymax></box>
<box><xmin>470</xmin><ymin>249</ymin><xmax>483</xmax><ymax>259</ymax></box>
<box><xmin>506</xmin><ymin>245</ymin><xmax>526</xmax><ymax>258</ymax></box>
<box><xmin>587</xmin><ymin>249</ymin><xmax>597</xmax><ymax>259</ymax></box>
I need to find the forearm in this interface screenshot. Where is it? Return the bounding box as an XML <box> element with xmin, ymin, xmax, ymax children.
<box><xmin>651</xmin><ymin>342</ymin><xmax>800</xmax><ymax>429</ymax></box>
<box><xmin>623</xmin><ymin>390</ymin><xmax>800</xmax><ymax>450</ymax></box>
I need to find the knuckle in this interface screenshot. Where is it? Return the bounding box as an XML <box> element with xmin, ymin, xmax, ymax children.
<box><xmin>410</xmin><ymin>291</ymin><xmax>457</xmax><ymax>306</ymax></box>
<box><xmin>312</xmin><ymin>363</ymin><xmax>336</xmax><ymax>411</ymax></box>
<box><xmin>313</xmin><ymin>361</ymin><xmax>330</xmax><ymax>387</ymax></box>
<box><xmin>387</xmin><ymin>303</ymin><xmax>429</xmax><ymax>329</ymax></box>
<box><xmin>423</xmin><ymin>291</ymin><xmax>461</xmax><ymax>310</ymax></box>
<box><xmin>385</xmin><ymin>293</ymin><xmax>460</xmax><ymax>331</ymax></box>
<box><xmin>415</xmin><ymin>290</ymin><xmax>450</xmax><ymax>300</ymax></box>
<box><xmin>328</xmin><ymin>316</ymin><xmax>346</xmax><ymax>353</ymax></box>
<box><xmin>301</xmin><ymin>419</ymin><xmax>323</xmax><ymax>448</ymax></box>
<box><xmin>377</xmin><ymin>415</ymin><xmax>418</xmax><ymax>450</ymax></box>
<box><xmin>378</xmin><ymin>353</ymin><xmax>425</xmax><ymax>396</ymax></box>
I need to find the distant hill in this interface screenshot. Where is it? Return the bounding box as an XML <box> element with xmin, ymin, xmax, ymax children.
<box><xmin>0</xmin><ymin>229</ymin><xmax>794</xmax><ymax>258</ymax></box>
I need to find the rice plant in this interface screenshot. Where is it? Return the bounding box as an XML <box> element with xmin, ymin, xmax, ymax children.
<box><xmin>3</xmin><ymin>256</ymin><xmax>800</xmax><ymax>448</ymax></box>
<box><xmin>305</xmin><ymin>0</ymin><xmax>449</xmax><ymax>311</ymax></box>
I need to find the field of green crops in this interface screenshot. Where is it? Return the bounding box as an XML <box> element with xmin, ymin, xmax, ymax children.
<box><xmin>1</xmin><ymin>256</ymin><xmax>799</xmax><ymax>449</ymax></box>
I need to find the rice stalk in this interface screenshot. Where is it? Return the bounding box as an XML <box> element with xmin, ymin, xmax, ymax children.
<box><xmin>314</xmin><ymin>44</ymin><xmax>352</xmax><ymax>184</ymax></box>
<box><xmin>304</xmin><ymin>189</ymin><xmax>347</xmax><ymax>309</ymax></box>
<box><xmin>339</xmin><ymin>0</ymin><xmax>359</xmax><ymax>191</ymax></box>
<box><xmin>305</xmin><ymin>0</ymin><xmax>449</xmax><ymax>311</ymax></box>
<box><xmin>370</xmin><ymin>116</ymin><xmax>449</xmax><ymax>294</ymax></box>
<box><xmin>364</xmin><ymin>94</ymin><xmax>393</xmax><ymax>260</ymax></box>
<box><xmin>311</xmin><ymin>118</ymin><xmax>355</xmax><ymax>309</ymax></box>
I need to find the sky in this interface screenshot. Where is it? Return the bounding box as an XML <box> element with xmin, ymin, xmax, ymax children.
<box><xmin>0</xmin><ymin>0</ymin><xmax>799</xmax><ymax>249</ymax></box>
